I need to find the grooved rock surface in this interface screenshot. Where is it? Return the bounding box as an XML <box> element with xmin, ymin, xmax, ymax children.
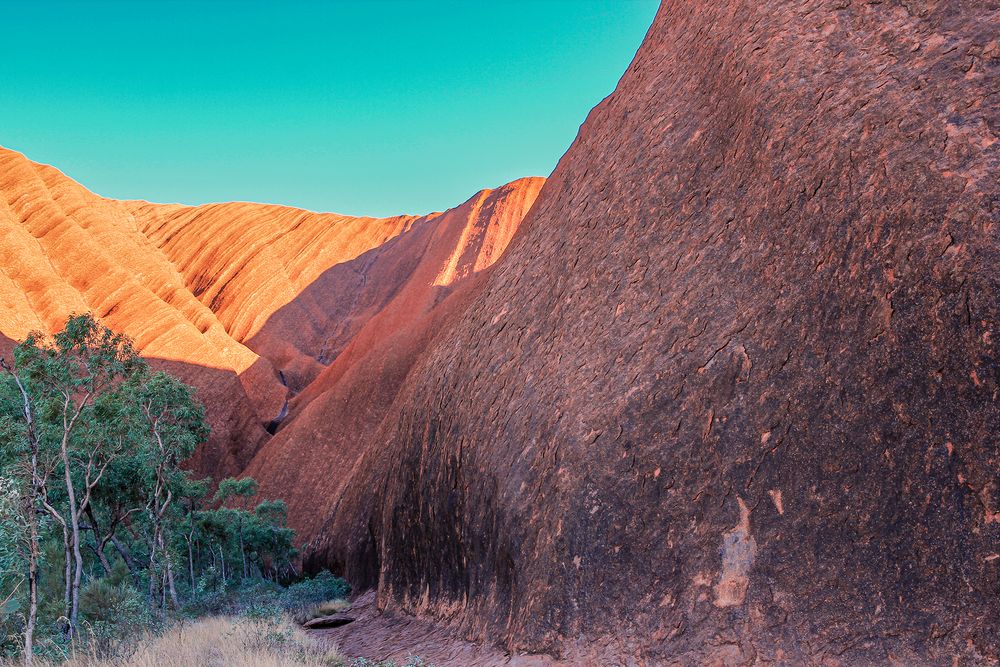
<box><xmin>243</xmin><ymin>178</ymin><xmax>544</xmax><ymax>542</ymax></box>
<box><xmin>0</xmin><ymin>146</ymin><xmax>542</xmax><ymax>479</ymax></box>
<box><xmin>0</xmin><ymin>148</ymin><xmax>278</xmax><ymax>473</ymax></box>
<box><xmin>126</xmin><ymin>201</ymin><xmax>421</xmax><ymax>394</ymax></box>
<box><xmin>306</xmin><ymin>2</ymin><xmax>1000</xmax><ymax>664</ymax></box>
<box><xmin>311</xmin><ymin>592</ymin><xmax>556</xmax><ymax>667</ymax></box>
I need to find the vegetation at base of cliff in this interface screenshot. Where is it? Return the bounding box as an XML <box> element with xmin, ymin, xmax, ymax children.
<box><xmin>0</xmin><ymin>314</ymin><xmax>353</xmax><ymax>664</ymax></box>
<box><xmin>0</xmin><ymin>615</ymin><xmax>342</xmax><ymax>666</ymax></box>
<box><xmin>0</xmin><ymin>612</ymin><xmax>431</xmax><ymax>666</ymax></box>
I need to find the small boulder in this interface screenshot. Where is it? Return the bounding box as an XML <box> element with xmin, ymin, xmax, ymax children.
<box><xmin>303</xmin><ymin>613</ymin><xmax>355</xmax><ymax>629</ymax></box>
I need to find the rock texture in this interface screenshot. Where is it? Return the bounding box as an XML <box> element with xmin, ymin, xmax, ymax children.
<box><xmin>0</xmin><ymin>148</ymin><xmax>277</xmax><ymax>472</ymax></box>
<box><xmin>302</xmin><ymin>2</ymin><xmax>999</xmax><ymax>664</ymax></box>
<box><xmin>126</xmin><ymin>200</ymin><xmax>420</xmax><ymax>394</ymax></box>
<box><xmin>0</xmin><ymin>146</ymin><xmax>542</xmax><ymax>478</ymax></box>
<box><xmin>302</xmin><ymin>613</ymin><xmax>356</xmax><ymax>630</ymax></box>
<box><xmin>242</xmin><ymin>178</ymin><xmax>544</xmax><ymax>542</ymax></box>
<box><xmin>4</xmin><ymin>0</ymin><xmax>998</xmax><ymax>661</ymax></box>
<box><xmin>311</xmin><ymin>591</ymin><xmax>555</xmax><ymax>667</ymax></box>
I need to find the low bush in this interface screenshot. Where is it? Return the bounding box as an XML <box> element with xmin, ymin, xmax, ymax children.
<box><xmin>79</xmin><ymin>578</ymin><xmax>158</xmax><ymax>658</ymax></box>
<box><xmin>268</xmin><ymin>571</ymin><xmax>353</xmax><ymax>627</ymax></box>
<box><xmin>283</xmin><ymin>571</ymin><xmax>351</xmax><ymax>616</ymax></box>
<box><xmin>181</xmin><ymin>570</ymin><xmax>351</xmax><ymax>621</ymax></box>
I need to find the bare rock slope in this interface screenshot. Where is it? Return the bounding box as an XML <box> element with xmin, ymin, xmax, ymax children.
<box><xmin>242</xmin><ymin>178</ymin><xmax>544</xmax><ymax>542</ymax></box>
<box><xmin>312</xmin><ymin>2</ymin><xmax>1000</xmax><ymax>664</ymax></box>
<box><xmin>0</xmin><ymin>148</ymin><xmax>278</xmax><ymax>473</ymax></box>
<box><xmin>0</xmin><ymin>146</ymin><xmax>542</xmax><ymax>478</ymax></box>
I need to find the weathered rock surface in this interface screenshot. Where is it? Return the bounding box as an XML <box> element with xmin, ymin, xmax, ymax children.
<box><xmin>242</xmin><ymin>178</ymin><xmax>544</xmax><ymax>541</ymax></box>
<box><xmin>126</xmin><ymin>200</ymin><xmax>421</xmax><ymax>394</ymax></box>
<box><xmin>0</xmin><ymin>146</ymin><xmax>542</xmax><ymax>478</ymax></box>
<box><xmin>4</xmin><ymin>0</ymin><xmax>998</xmax><ymax>661</ymax></box>
<box><xmin>0</xmin><ymin>148</ymin><xmax>278</xmax><ymax>472</ymax></box>
<box><xmin>302</xmin><ymin>613</ymin><xmax>356</xmax><ymax>629</ymax></box>
<box><xmin>311</xmin><ymin>591</ymin><xmax>556</xmax><ymax>667</ymax></box>
<box><xmin>303</xmin><ymin>2</ymin><xmax>1000</xmax><ymax>664</ymax></box>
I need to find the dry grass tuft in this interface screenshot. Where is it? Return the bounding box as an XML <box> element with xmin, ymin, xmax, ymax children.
<box><xmin>5</xmin><ymin>615</ymin><xmax>344</xmax><ymax>667</ymax></box>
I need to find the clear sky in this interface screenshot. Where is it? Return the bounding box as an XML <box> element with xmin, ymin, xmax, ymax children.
<box><xmin>1</xmin><ymin>1</ymin><xmax>658</xmax><ymax>217</ymax></box>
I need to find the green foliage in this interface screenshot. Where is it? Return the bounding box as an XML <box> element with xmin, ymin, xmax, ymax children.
<box><xmin>129</xmin><ymin>370</ymin><xmax>208</xmax><ymax>464</ymax></box>
<box><xmin>181</xmin><ymin>570</ymin><xmax>350</xmax><ymax>621</ymax></box>
<box><xmin>11</xmin><ymin>314</ymin><xmax>146</xmax><ymax>417</ymax></box>
<box><xmin>284</xmin><ymin>571</ymin><xmax>351</xmax><ymax>608</ymax></box>
<box><xmin>79</xmin><ymin>577</ymin><xmax>157</xmax><ymax>657</ymax></box>
<box><xmin>215</xmin><ymin>476</ymin><xmax>258</xmax><ymax>502</ymax></box>
<box><xmin>182</xmin><ymin>576</ymin><xmax>278</xmax><ymax>617</ymax></box>
<box><xmin>0</xmin><ymin>316</ymin><xmax>354</xmax><ymax>663</ymax></box>
<box><xmin>0</xmin><ymin>478</ymin><xmax>27</xmax><ymax>659</ymax></box>
<box><xmin>0</xmin><ymin>477</ymin><xmax>26</xmax><ymax>590</ymax></box>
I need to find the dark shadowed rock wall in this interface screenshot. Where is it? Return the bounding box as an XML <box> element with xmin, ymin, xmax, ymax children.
<box><xmin>318</xmin><ymin>1</ymin><xmax>1000</xmax><ymax>664</ymax></box>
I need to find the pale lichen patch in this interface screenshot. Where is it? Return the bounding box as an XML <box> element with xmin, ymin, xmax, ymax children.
<box><xmin>714</xmin><ymin>497</ymin><xmax>756</xmax><ymax>607</ymax></box>
<box><xmin>769</xmin><ymin>488</ymin><xmax>784</xmax><ymax>515</ymax></box>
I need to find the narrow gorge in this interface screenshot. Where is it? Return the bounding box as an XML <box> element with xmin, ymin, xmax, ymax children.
<box><xmin>1</xmin><ymin>1</ymin><xmax>998</xmax><ymax>664</ymax></box>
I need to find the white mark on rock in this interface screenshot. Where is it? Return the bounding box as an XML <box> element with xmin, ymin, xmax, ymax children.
<box><xmin>768</xmin><ymin>489</ymin><xmax>784</xmax><ymax>515</ymax></box>
<box><xmin>714</xmin><ymin>497</ymin><xmax>756</xmax><ymax>607</ymax></box>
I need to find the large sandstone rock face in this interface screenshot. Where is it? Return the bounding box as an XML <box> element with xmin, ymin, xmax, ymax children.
<box><xmin>243</xmin><ymin>178</ymin><xmax>544</xmax><ymax>542</ymax></box>
<box><xmin>0</xmin><ymin>146</ymin><xmax>542</xmax><ymax>478</ymax></box>
<box><xmin>0</xmin><ymin>148</ymin><xmax>277</xmax><ymax>473</ymax></box>
<box><xmin>3</xmin><ymin>0</ymin><xmax>997</xmax><ymax>661</ymax></box>
<box><xmin>304</xmin><ymin>2</ymin><xmax>999</xmax><ymax>664</ymax></box>
<box><xmin>126</xmin><ymin>200</ymin><xmax>420</xmax><ymax>394</ymax></box>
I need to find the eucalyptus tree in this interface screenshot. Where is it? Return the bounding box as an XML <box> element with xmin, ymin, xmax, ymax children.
<box><xmin>79</xmin><ymin>391</ymin><xmax>147</xmax><ymax>577</ymax></box>
<box><xmin>175</xmin><ymin>475</ymin><xmax>210</xmax><ymax>593</ymax></box>
<box><xmin>130</xmin><ymin>371</ymin><xmax>208</xmax><ymax>609</ymax></box>
<box><xmin>1</xmin><ymin>346</ymin><xmax>64</xmax><ymax>659</ymax></box>
<box><xmin>245</xmin><ymin>499</ymin><xmax>296</xmax><ymax>580</ymax></box>
<box><xmin>213</xmin><ymin>477</ymin><xmax>258</xmax><ymax>580</ymax></box>
<box><xmin>0</xmin><ymin>472</ymin><xmax>33</xmax><ymax>661</ymax></box>
<box><xmin>1</xmin><ymin>314</ymin><xmax>145</xmax><ymax>642</ymax></box>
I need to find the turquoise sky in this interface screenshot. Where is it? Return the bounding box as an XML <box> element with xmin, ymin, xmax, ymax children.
<box><xmin>2</xmin><ymin>1</ymin><xmax>658</xmax><ymax>217</ymax></box>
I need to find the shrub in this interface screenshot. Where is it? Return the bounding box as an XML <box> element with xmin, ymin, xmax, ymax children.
<box><xmin>180</xmin><ymin>570</ymin><xmax>349</xmax><ymax>621</ymax></box>
<box><xmin>78</xmin><ymin>578</ymin><xmax>156</xmax><ymax>658</ymax></box>
<box><xmin>282</xmin><ymin>571</ymin><xmax>350</xmax><ymax>610</ymax></box>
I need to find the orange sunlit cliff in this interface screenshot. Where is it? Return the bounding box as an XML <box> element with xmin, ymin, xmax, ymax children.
<box><xmin>0</xmin><ymin>146</ymin><xmax>542</xmax><ymax>479</ymax></box>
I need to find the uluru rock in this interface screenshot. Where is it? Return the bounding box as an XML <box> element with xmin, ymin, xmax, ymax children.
<box><xmin>0</xmin><ymin>148</ymin><xmax>278</xmax><ymax>473</ymax></box>
<box><xmin>0</xmin><ymin>146</ymin><xmax>543</xmax><ymax>478</ymax></box>
<box><xmin>3</xmin><ymin>0</ymin><xmax>998</xmax><ymax>661</ymax></box>
<box><xmin>300</xmin><ymin>2</ymin><xmax>1000</xmax><ymax>664</ymax></box>
<box><xmin>126</xmin><ymin>200</ymin><xmax>421</xmax><ymax>394</ymax></box>
<box><xmin>242</xmin><ymin>177</ymin><xmax>544</xmax><ymax>542</ymax></box>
